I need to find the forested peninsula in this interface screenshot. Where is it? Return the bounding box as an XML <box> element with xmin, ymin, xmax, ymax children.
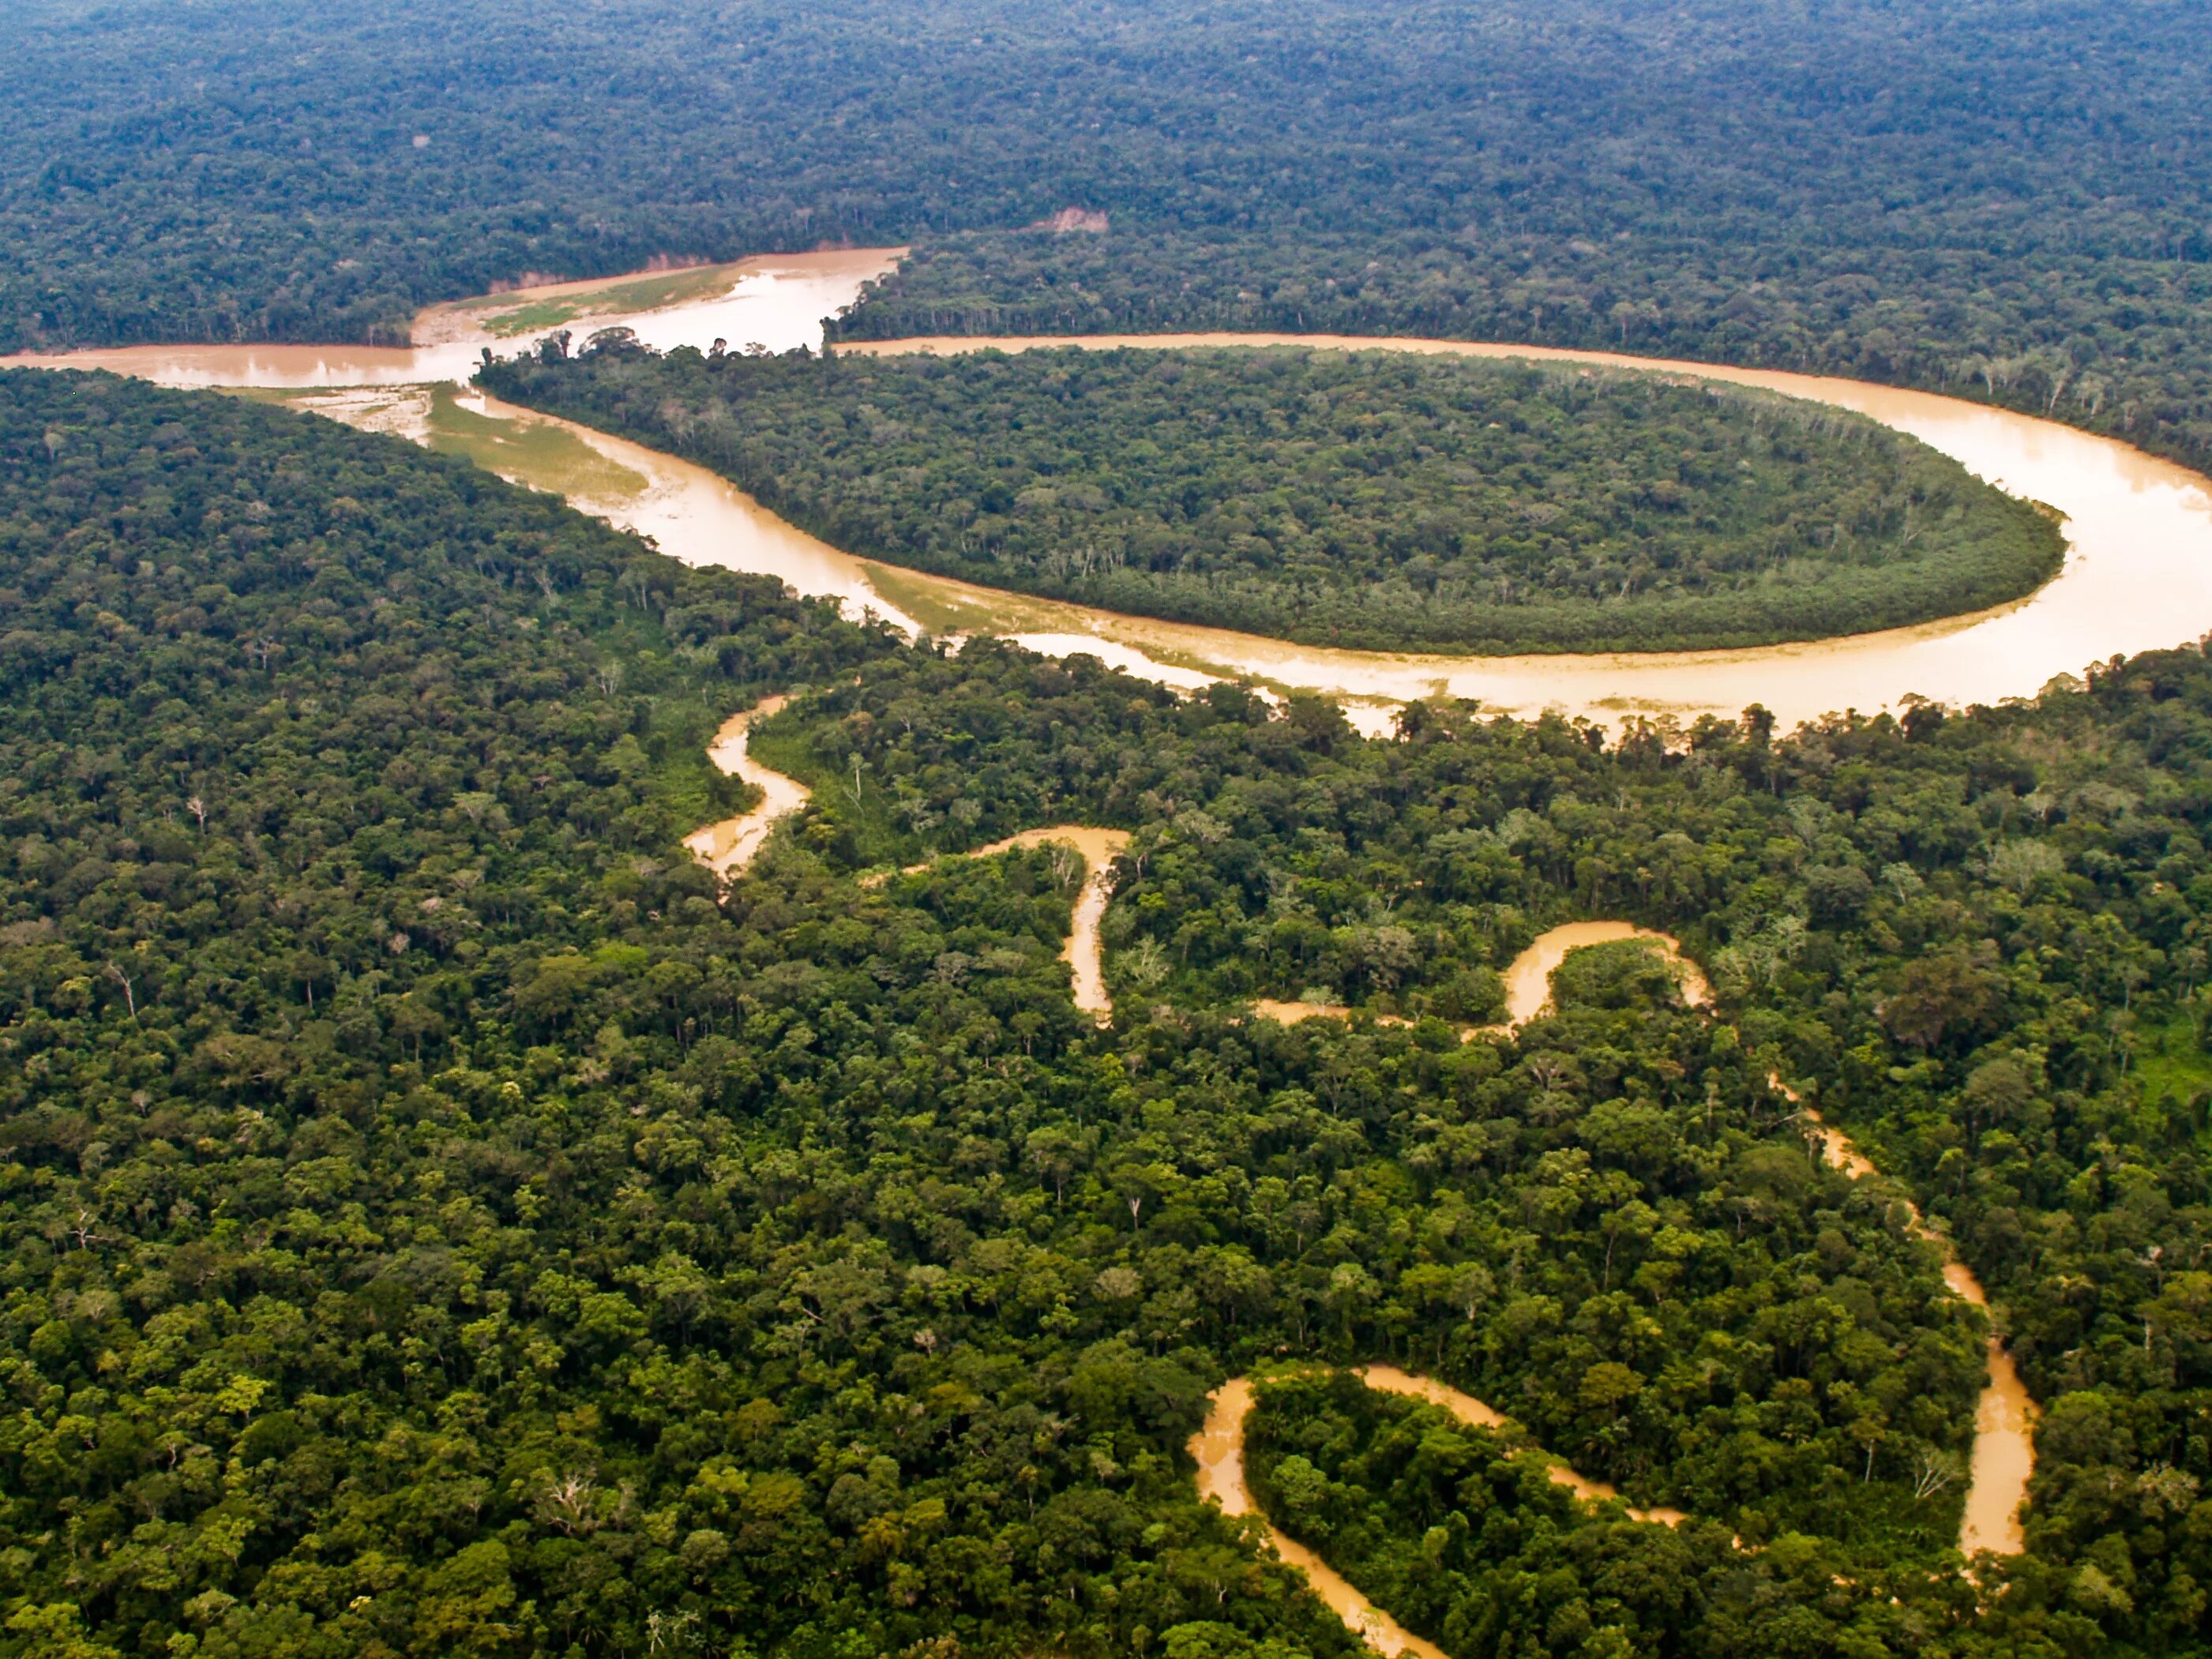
<box><xmin>6</xmin><ymin>367</ymin><xmax>2212</xmax><ymax>1654</ymax></box>
<box><xmin>481</xmin><ymin>344</ymin><xmax>2061</xmax><ymax>654</ymax></box>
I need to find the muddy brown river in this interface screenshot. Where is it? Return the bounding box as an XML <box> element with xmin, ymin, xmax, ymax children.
<box><xmin>4</xmin><ymin>250</ymin><xmax>903</xmax><ymax>388</ymax></box>
<box><xmin>17</xmin><ymin>253</ymin><xmax>2212</xmax><ymax>734</ymax></box>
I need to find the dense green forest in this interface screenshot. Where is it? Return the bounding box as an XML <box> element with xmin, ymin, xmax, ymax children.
<box><xmin>743</xmin><ymin>628</ymin><xmax>2212</xmax><ymax>1651</ymax></box>
<box><xmin>829</xmin><ymin>223</ymin><xmax>2212</xmax><ymax>482</ymax></box>
<box><xmin>1244</xmin><ymin>1371</ymin><xmax>1940</xmax><ymax>1657</ymax></box>
<box><xmin>6</xmin><ymin>0</ymin><xmax>2211</xmax><ymax>475</ymax></box>
<box><xmin>15</xmin><ymin>1</ymin><xmax>2212</xmax><ymax>1653</ymax></box>
<box><xmin>11</xmin><ymin>368</ymin><xmax>2212</xmax><ymax>1653</ymax></box>
<box><xmin>479</xmin><ymin>343</ymin><xmax>2060</xmax><ymax>654</ymax></box>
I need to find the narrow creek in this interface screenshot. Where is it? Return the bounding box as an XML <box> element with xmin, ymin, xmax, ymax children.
<box><xmin>1255</xmin><ymin>921</ymin><xmax>1710</xmax><ymax>1033</ymax></box>
<box><xmin>1798</xmin><ymin>1103</ymin><xmax>2037</xmax><ymax>1556</ymax></box>
<box><xmin>684</xmin><ymin>709</ymin><xmax>1130</xmax><ymax>1020</ymax></box>
<box><xmin>1192</xmin><ymin>1376</ymin><xmax>1449</xmax><ymax>1659</ymax></box>
<box><xmin>678</xmin><ymin>699</ymin><xmax>2040</xmax><ymax>1604</ymax></box>
<box><xmin>682</xmin><ymin>696</ymin><xmax>809</xmax><ymax>880</ymax></box>
<box><xmin>888</xmin><ymin>827</ymin><xmax>1131</xmax><ymax>1022</ymax></box>
<box><xmin>677</xmin><ymin>716</ymin><xmax>2034</xmax><ymax>1583</ymax></box>
<box><xmin>1203</xmin><ymin>927</ymin><xmax>2037</xmax><ymax>1653</ymax></box>
<box><xmin>1192</xmin><ymin>1361</ymin><xmax>1703</xmax><ymax>1659</ymax></box>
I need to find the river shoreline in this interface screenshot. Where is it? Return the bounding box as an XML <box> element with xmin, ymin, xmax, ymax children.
<box><xmin>13</xmin><ymin>257</ymin><xmax>2212</xmax><ymax>731</ymax></box>
<box><xmin>837</xmin><ymin>332</ymin><xmax>2212</xmax><ymax>729</ymax></box>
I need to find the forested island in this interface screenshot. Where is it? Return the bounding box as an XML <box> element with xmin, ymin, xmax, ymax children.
<box><xmin>482</xmin><ymin>343</ymin><xmax>2061</xmax><ymax>653</ymax></box>
<box><xmin>2</xmin><ymin>368</ymin><xmax>2212</xmax><ymax>1654</ymax></box>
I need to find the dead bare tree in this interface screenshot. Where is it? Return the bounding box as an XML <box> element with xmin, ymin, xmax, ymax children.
<box><xmin>1913</xmin><ymin>1447</ymin><xmax>1962</xmax><ymax>1500</ymax></box>
<box><xmin>103</xmin><ymin>960</ymin><xmax>139</xmax><ymax>1019</ymax></box>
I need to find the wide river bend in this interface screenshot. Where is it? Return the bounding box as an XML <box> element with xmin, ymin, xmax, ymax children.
<box><xmin>16</xmin><ymin>252</ymin><xmax>2212</xmax><ymax>731</ymax></box>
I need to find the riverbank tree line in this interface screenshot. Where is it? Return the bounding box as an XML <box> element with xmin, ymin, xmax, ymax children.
<box><xmin>480</xmin><ymin>343</ymin><xmax>2060</xmax><ymax>654</ymax></box>
<box><xmin>4</xmin><ymin>373</ymin><xmax>2212</xmax><ymax>1654</ymax></box>
<box><xmin>7</xmin><ymin>0</ymin><xmax>2212</xmax><ymax>478</ymax></box>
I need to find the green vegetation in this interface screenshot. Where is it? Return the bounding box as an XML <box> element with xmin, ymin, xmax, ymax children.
<box><xmin>21</xmin><ymin>1</ymin><xmax>2212</xmax><ymax>1652</ymax></box>
<box><xmin>1245</xmin><ymin>1371</ymin><xmax>1948</xmax><ymax>1654</ymax></box>
<box><xmin>831</xmin><ymin>216</ymin><xmax>2212</xmax><ymax>482</ymax></box>
<box><xmin>422</xmin><ymin>385</ymin><xmax>649</xmax><ymax>502</ymax></box>
<box><xmin>2127</xmin><ymin>1017</ymin><xmax>2212</xmax><ymax>1124</ymax></box>
<box><xmin>761</xmin><ymin>633</ymin><xmax>2212</xmax><ymax>1653</ymax></box>
<box><xmin>6</xmin><ymin>0</ymin><xmax>2210</xmax><ymax>479</ymax></box>
<box><xmin>10</xmin><ymin>370</ymin><xmax>2212</xmax><ymax>1649</ymax></box>
<box><xmin>456</xmin><ymin>265</ymin><xmax>749</xmax><ymax>340</ymax></box>
<box><xmin>481</xmin><ymin>343</ymin><xmax>2060</xmax><ymax>653</ymax></box>
<box><xmin>1546</xmin><ymin>936</ymin><xmax>1692</xmax><ymax>1015</ymax></box>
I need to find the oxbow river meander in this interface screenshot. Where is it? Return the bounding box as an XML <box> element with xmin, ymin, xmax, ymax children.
<box><xmin>17</xmin><ymin>248</ymin><xmax>2212</xmax><ymax>734</ymax></box>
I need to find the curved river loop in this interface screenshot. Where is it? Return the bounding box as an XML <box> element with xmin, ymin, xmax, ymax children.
<box><xmin>1207</xmin><ymin>925</ymin><xmax>2035</xmax><ymax>1654</ymax></box>
<box><xmin>13</xmin><ymin>247</ymin><xmax>2134</xmax><ymax>1647</ymax></box>
<box><xmin>15</xmin><ymin>250</ymin><xmax>2211</xmax><ymax>735</ymax></box>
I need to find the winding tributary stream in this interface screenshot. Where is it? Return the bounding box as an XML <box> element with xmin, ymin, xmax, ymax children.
<box><xmin>1191</xmin><ymin>1070</ymin><xmax>2034</xmax><ymax>1658</ymax></box>
<box><xmin>1192</xmin><ymin>1049</ymin><xmax>2030</xmax><ymax>1655</ymax></box>
<box><xmin>891</xmin><ymin>827</ymin><xmax>1131</xmax><ymax>1021</ymax></box>
<box><xmin>679</xmin><ymin>704</ymin><xmax>1129</xmax><ymax>1019</ymax></box>
<box><xmin>682</xmin><ymin>696</ymin><xmax>809</xmax><ymax>881</ymax></box>
<box><xmin>1255</xmin><ymin>920</ymin><xmax>1712</xmax><ymax>1033</ymax></box>
<box><xmin>679</xmin><ymin>703</ymin><xmax>2036</xmax><ymax>1631</ymax></box>
<box><xmin>1192</xmin><ymin>1367</ymin><xmax>1694</xmax><ymax>1659</ymax></box>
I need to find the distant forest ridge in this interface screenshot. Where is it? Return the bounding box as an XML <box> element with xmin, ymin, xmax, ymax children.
<box><xmin>5</xmin><ymin>1</ymin><xmax>2212</xmax><ymax>470</ymax></box>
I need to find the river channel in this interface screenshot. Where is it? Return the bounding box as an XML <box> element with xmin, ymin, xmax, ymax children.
<box><xmin>4</xmin><ymin>250</ymin><xmax>903</xmax><ymax>388</ymax></box>
<box><xmin>680</xmin><ymin>697</ymin><xmax>2037</xmax><ymax>1586</ymax></box>
<box><xmin>849</xmin><ymin>334</ymin><xmax>2212</xmax><ymax>730</ymax></box>
<box><xmin>14</xmin><ymin>253</ymin><xmax>2212</xmax><ymax>730</ymax></box>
